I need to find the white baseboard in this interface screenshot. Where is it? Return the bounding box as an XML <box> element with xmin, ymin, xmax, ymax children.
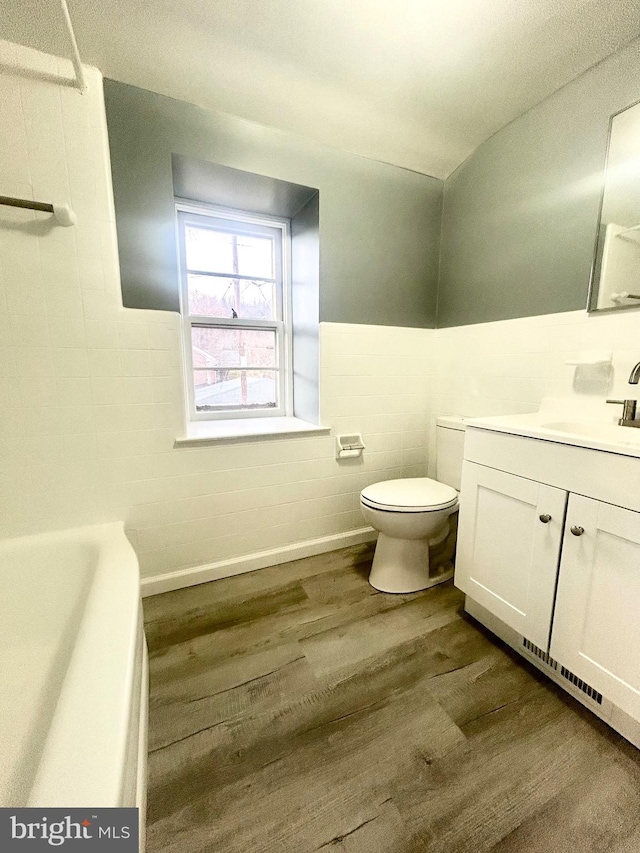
<box><xmin>141</xmin><ymin>526</ymin><xmax>377</xmax><ymax>597</ymax></box>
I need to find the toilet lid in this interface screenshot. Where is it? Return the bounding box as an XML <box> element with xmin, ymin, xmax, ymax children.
<box><xmin>360</xmin><ymin>478</ymin><xmax>458</xmax><ymax>513</ymax></box>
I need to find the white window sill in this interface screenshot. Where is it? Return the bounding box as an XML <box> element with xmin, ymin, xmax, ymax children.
<box><xmin>175</xmin><ymin>417</ymin><xmax>331</xmax><ymax>446</ymax></box>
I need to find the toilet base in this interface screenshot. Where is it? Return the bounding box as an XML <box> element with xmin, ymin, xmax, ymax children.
<box><xmin>368</xmin><ymin>532</ymin><xmax>454</xmax><ymax>594</ymax></box>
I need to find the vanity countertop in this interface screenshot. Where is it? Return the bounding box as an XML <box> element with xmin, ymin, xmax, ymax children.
<box><xmin>464</xmin><ymin>406</ymin><xmax>640</xmax><ymax>460</ymax></box>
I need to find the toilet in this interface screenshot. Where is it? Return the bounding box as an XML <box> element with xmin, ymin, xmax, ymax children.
<box><xmin>360</xmin><ymin>416</ymin><xmax>466</xmax><ymax>593</ymax></box>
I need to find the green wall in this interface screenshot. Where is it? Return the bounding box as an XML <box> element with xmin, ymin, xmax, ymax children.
<box><xmin>437</xmin><ymin>38</ymin><xmax>640</xmax><ymax>328</ymax></box>
<box><xmin>103</xmin><ymin>80</ymin><xmax>443</xmax><ymax>328</ymax></box>
<box><xmin>104</xmin><ymin>37</ymin><xmax>640</xmax><ymax>333</ymax></box>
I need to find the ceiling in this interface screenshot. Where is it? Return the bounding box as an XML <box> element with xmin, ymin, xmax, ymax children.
<box><xmin>2</xmin><ymin>0</ymin><xmax>640</xmax><ymax>178</ymax></box>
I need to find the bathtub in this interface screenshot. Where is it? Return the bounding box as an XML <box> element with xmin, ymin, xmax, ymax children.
<box><xmin>0</xmin><ymin>522</ymin><xmax>148</xmax><ymax>820</ymax></box>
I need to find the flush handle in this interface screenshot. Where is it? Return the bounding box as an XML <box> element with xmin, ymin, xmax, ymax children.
<box><xmin>539</xmin><ymin>514</ymin><xmax>552</xmax><ymax>524</ymax></box>
<box><xmin>570</xmin><ymin>526</ymin><xmax>584</xmax><ymax>537</ymax></box>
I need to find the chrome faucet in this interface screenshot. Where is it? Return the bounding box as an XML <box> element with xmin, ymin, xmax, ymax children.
<box><xmin>606</xmin><ymin>361</ymin><xmax>640</xmax><ymax>427</ymax></box>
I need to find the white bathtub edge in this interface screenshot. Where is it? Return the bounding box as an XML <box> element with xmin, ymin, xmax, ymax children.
<box><xmin>27</xmin><ymin>522</ymin><xmax>142</xmax><ymax>808</ymax></box>
<box><xmin>137</xmin><ymin>641</ymin><xmax>149</xmax><ymax>851</ymax></box>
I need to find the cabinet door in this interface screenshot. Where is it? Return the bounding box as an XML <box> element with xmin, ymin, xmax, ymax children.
<box><xmin>550</xmin><ymin>495</ymin><xmax>640</xmax><ymax>719</ymax></box>
<box><xmin>455</xmin><ymin>462</ymin><xmax>567</xmax><ymax>650</ymax></box>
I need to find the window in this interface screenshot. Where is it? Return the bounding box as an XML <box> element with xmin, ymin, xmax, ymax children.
<box><xmin>176</xmin><ymin>204</ymin><xmax>291</xmax><ymax>421</ymax></box>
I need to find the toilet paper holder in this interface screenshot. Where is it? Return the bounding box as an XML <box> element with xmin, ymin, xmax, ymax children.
<box><xmin>336</xmin><ymin>434</ymin><xmax>365</xmax><ymax>460</ymax></box>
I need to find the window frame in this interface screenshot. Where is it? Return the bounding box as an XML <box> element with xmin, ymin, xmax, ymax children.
<box><xmin>176</xmin><ymin>201</ymin><xmax>293</xmax><ymax>422</ymax></box>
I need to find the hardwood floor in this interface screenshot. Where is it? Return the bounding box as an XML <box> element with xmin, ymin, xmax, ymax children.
<box><xmin>143</xmin><ymin>544</ymin><xmax>640</xmax><ymax>853</ymax></box>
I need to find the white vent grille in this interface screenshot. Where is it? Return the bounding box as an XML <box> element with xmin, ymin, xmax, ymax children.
<box><xmin>522</xmin><ymin>639</ymin><xmax>603</xmax><ymax>705</ymax></box>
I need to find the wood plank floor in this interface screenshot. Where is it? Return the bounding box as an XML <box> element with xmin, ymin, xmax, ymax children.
<box><xmin>143</xmin><ymin>544</ymin><xmax>640</xmax><ymax>853</ymax></box>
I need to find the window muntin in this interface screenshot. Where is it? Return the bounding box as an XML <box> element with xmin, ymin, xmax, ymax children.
<box><xmin>184</xmin><ymin>226</ymin><xmax>275</xmax><ymax>280</ymax></box>
<box><xmin>177</xmin><ymin>206</ymin><xmax>290</xmax><ymax>420</ymax></box>
<box><xmin>186</xmin><ymin>274</ymin><xmax>277</xmax><ymax>321</ymax></box>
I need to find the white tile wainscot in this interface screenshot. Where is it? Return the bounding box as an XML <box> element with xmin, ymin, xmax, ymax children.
<box><xmin>0</xmin><ymin>39</ymin><xmax>435</xmax><ymax>588</ymax></box>
<box><xmin>4</xmin><ymin>37</ymin><xmax>640</xmax><ymax>592</ymax></box>
<box><xmin>428</xmin><ymin>308</ymin><xmax>640</xmax><ymax>476</ymax></box>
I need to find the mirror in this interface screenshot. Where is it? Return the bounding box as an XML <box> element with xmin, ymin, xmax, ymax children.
<box><xmin>589</xmin><ymin>99</ymin><xmax>640</xmax><ymax>312</ymax></box>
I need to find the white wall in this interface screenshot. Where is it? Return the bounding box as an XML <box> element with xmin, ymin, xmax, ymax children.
<box><xmin>0</xmin><ymin>41</ymin><xmax>433</xmax><ymax>580</ymax></box>
<box><xmin>428</xmin><ymin>308</ymin><xmax>640</xmax><ymax>474</ymax></box>
<box><xmin>3</xmin><ymin>39</ymin><xmax>640</xmax><ymax>588</ymax></box>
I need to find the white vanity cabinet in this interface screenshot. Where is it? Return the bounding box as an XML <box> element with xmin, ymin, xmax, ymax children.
<box><xmin>550</xmin><ymin>495</ymin><xmax>640</xmax><ymax>720</ymax></box>
<box><xmin>455</xmin><ymin>421</ymin><xmax>640</xmax><ymax>744</ymax></box>
<box><xmin>455</xmin><ymin>464</ymin><xmax>567</xmax><ymax>650</ymax></box>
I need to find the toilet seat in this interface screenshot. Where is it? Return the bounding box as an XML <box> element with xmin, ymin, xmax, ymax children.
<box><xmin>360</xmin><ymin>478</ymin><xmax>458</xmax><ymax>513</ymax></box>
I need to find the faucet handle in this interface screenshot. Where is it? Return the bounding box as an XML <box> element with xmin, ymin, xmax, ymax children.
<box><xmin>606</xmin><ymin>398</ymin><xmax>638</xmax><ymax>424</ymax></box>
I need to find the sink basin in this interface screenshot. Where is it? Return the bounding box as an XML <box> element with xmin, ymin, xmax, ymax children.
<box><xmin>464</xmin><ymin>405</ymin><xmax>640</xmax><ymax>459</ymax></box>
<box><xmin>543</xmin><ymin>421</ymin><xmax>640</xmax><ymax>445</ymax></box>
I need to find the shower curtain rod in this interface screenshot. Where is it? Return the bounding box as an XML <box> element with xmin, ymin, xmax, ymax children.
<box><xmin>60</xmin><ymin>0</ymin><xmax>87</xmax><ymax>93</ymax></box>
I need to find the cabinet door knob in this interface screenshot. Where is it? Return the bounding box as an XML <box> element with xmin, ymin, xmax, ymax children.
<box><xmin>539</xmin><ymin>514</ymin><xmax>552</xmax><ymax>523</ymax></box>
<box><xmin>570</xmin><ymin>526</ymin><xmax>584</xmax><ymax>537</ymax></box>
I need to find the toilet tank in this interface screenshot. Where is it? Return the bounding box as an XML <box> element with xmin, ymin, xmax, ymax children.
<box><xmin>435</xmin><ymin>416</ymin><xmax>466</xmax><ymax>491</ymax></box>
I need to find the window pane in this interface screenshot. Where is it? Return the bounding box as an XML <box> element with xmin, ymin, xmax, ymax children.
<box><xmin>185</xmin><ymin>226</ymin><xmax>275</xmax><ymax>279</ymax></box>
<box><xmin>236</xmin><ymin>235</ymin><xmax>274</xmax><ymax>278</ymax></box>
<box><xmin>185</xmin><ymin>226</ymin><xmax>234</xmax><ymax>274</ymax></box>
<box><xmin>191</xmin><ymin>326</ymin><xmax>277</xmax><ymax>369</ymax></box>
<box><xmin>188</xmin><ymin>274</ymin><xmax>276</xmax><ymax>320</ymax></box>
<box><xmin>194</xmin><ymin>369</ymin><xmax>278</xmax><ymax>411</ymax></box>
